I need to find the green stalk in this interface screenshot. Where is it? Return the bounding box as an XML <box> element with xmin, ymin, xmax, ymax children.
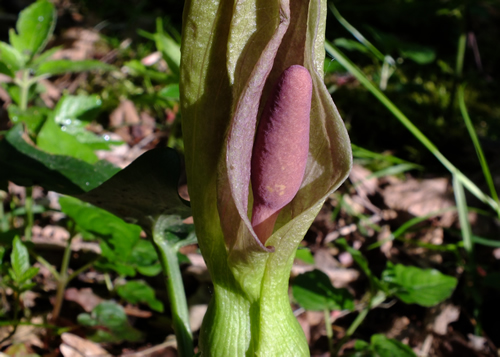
<box><xmin>24</xmin><ymin>186</ymin><xmax>34</xmax><ymax>241</ymax></box>
<box><xmin>51</xmin><ymin>234</ymin><xmax>75</xmax><ymax>321</ymax></box>
<box><xmin>18</xmin><ymin>69</ymin><xmax>30</xmax><ymax>111</ymax></box>
<box><xmin>325</xmin><ymin>42</ymin><xmax>499</xmax><ymax>214</ymax></box>
<box><xmin>16</xmin><ymin>69</ymin><xmax>35</xmax><ymax>240</ymax></box>
<box><xmin>458</xmin><ymin>85</ymin><xmax>499</xmax><ymax>206</ymax></box>
<box><xmin>152</xmin><ymin>217</ymin><xmax>193</xmax><ymax>357</ymax></box>
<box><xmin>324</xmin><ymin>309</ymin><xmax>334</xmax><ymax>356</ymax></box>
<box><xmin>328</xmin><ymin>2</ymin><xmax>385</xmax><ymax>62</ymax></box>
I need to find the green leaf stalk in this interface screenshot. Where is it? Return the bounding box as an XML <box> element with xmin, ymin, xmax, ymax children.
<box><xmin>180</xmin><ymin>0</ymin><xmax>352</xmax><ymax>355</ymax></box>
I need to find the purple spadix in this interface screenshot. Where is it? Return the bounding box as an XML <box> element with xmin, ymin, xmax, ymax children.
<box><xmin>251</xmin><ymin>65</ymin><xmax>312</xmax><ymax>244</ymax></box>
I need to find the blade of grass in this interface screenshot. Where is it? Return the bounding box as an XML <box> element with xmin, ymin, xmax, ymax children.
<box><xmin>324</xmin><ymin>41</ymin><xmax>499</xmax><ymax>214</ymax></box>
<box><xmin>367</xmin><ymin>207</ymin><xmax>457</xmax><ymax>250</ymax></box>
<box><xmin>328</xmin><ymin>2</ymin><xmax>385</xmax><ymax>62</ymax></box>
<box><xmin>453</xmin><ymin>174</ymin><xmax>473</xmax><ymax>254</ymax></box>
<box><xmin>458</xmin><ymin>84</ymin><xmax>499</xmax><ymax>205</ymax></box>
<box><xmin>352</xmin><ymin>143</ymin><xmax>422</xmax><ymax>166</ymax></box>
<box><xmin>367</xmin><ymin>163</ymin><xmax>422</xmax><ymax>179</ymax></box>
<box><xmin>455</xmin><ymin>32</ymin><xmax>467</xmax><ymax>77</ymax></box>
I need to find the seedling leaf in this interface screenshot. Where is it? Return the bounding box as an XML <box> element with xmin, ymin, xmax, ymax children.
<box><xmin>9</xmin><ymin>0</ymin><xmax>56</xmax><ymax>58</ymax></box>
<box><xmin>116</xmin><ymin>280</ymin><xmax>164</xmax><ymax>312</ymax></box>
<box><xmin>292</xmin><ymin>269</ymin><xmax>354</xmax><ymax>311</ymax></box>
<box><xmin>0</xmin><ymin>42</ymin><xmax>26</xmax><ymax>75</ymax></box>
<box><xmin>37</xmin><ymin>117</ymin><xmax>99</xmax><ymax>164</ymax></box>
<box><xmin>7</xmin><ymin>105</ymin><xmax>49</xmax><ymax>134</ymax></box>
<box><xmin>77</xmin><ymin>301</ymin><xmax>142</xmax><ymax>343</ymax></box>
<box><xmin>11</xmin><ymin>236</ymin><xmax>29</xmax><ymax>280</ymax></box>
<box><xmin>382</xmin><ymin>263</ymin><xmax>457</xmax><ymax>307</ymax></box>
<box><xmin>371</xmin><ymin>334</ymin><xmax>416</xmax><ymax>357</ymax></box>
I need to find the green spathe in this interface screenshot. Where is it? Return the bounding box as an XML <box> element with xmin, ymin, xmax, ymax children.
<box><xmin>180</xmin><ymin>0</ymin><xmax>352</xmax><ymax>356</ymax></box>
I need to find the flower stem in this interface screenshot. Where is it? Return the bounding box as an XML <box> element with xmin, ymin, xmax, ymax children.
<box><xmin>152</xmin><ymin>216</ymin><xmax>193</xmax><ymax>357</ymax></box>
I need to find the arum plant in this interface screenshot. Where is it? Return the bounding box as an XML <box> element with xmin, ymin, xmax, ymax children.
<box><xmin>181</xmin><ymin>0</ymin><xmax>351</xmax><ymax>355</ymax></box>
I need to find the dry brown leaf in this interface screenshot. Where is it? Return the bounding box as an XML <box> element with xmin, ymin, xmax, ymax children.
<box><xmin>428</xmin><ymin>304</ymin><xmax>460</xmax><ymax>335</ymax></box>
<box><xmin>313</xmin><ymin>249</ymin><xmax>359</xmax><ymax>288</ymax></box>
<box><xmin>60</xmin><ymin>332</ymin><xmax>111</xmax><ymax>357</ymax></box>
<box><xmin>382</xmin><ymin>177</ymin><xmax>455</xmax><ymax>224</ymax></box>
<box><xmin>52</xmin><ymin>28</ymin><xmax>100</xmax><ymax>61</ymax></box>
<box><xmin>350</xmin><ymin>164</ymin><xmax>378</xmax><ymax>196</ymax></box>
<box><xmin>109</xmin><ymin>100</ymin><xmax>140</xmax><ymax>143</ymax></box>
<box><xmin>65</xmin><ymin>288</ymin><xmax>104</xmax><ymax>312</ymax></box>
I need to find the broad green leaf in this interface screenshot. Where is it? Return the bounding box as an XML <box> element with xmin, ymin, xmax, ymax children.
<box><xmin>371</xmin><ymin>334</ymin><xmax>416</xmax><ymax>357</ymax></box>
<box><xmin>29</xmin><ymin>45</ymin><xmax>61</xmax><ymax>68</ymax></box>
<box><xmin>0</xmin><ymin>62</ymin><xmax>13</xmax><ymax>77</ymax></box>
<box><xmin>123</xmin><ymin>60</ymin><xmax>170</xmax><ymax>82</ymax></box>
<box><xmin>54</xmin><ymin>95</ymin><xmax>101</xmax><ymax>123</ymax></box>
<box><xmin>0</xmin><ymin>247</ymin><xmax>5</xmax><ymax>264</ymax></box>
<box><xmin>154</xmin><ymin>26</ymin><xmax>180</xmax><ymax>77</ymax></box>
<box><xmin>19</xmin><ymin>266</ymin><xmax>39</xmax><ymax>284</ymax></box>
<box><xmin>37</xmin><ymin>116</ymin><xmax>99</xmax><ymax>164</ymax></box>
<box><xmin>9</xmin><ymin>0</ymin><xmax>56</xmax><ymax>58</ymax></box>
<box><xmin>77</xmin><ymin>301</ymin><xmax>142</xmax><ymax>343</ymax></box>
<box><xmin>51</xmin><ymin>95</ymin><xmax>118</xmax><ymax>149</ymax></box>
<box><xmin>354</xmin><ymin>339</ymin><xmax>371</xmax><ymax>351</ymax></box>
<box><xmin>59</xmin><ymin>196</ymin><xmax>141</xmax><ymax>260</ymax></box>
<box><xmin>35</xmin><ymin>59</ymin><xmax>115</xmax><ymax>76</ymax></box>
<box><xmin>136</xmin><ymin>264</ymin><xmax>162</xmax><ymax>276</ymax></box>
<box><xmin>94</xmin><ymin>253</ymin><xmax>136</xmax><ymax>277</ymax></box>
<box><xmin>3</xmin><ymin>83</ymin><xmax>21</xmax><ymax>105</ymax></box>
<box><xmin>292</xmin><ymin>269</ymin><xmax>354</xmax><ymax>311</ymax></box>
<box><xmin>129</xmin><ymin>239</ymin><xmax>161</xmax><ymax>276</ymax></box>
<box><xmin>382</xmin><ymin>263</ymin><xmax>457</xmax><ymax>307</ymax></box>
<box><xmin>76</xmin><ymin>147</ymin><xmax>191</xmax><ymax>232</ymax></box>
<box><xmin>7</xmin><ymin>105</ymin><xmax>49</xmax><ymax>134</ymax></box>
<box><xmin>96</xmin><ymin>237</ymin><xmax>162</xmax><ymax>277</ymax></box>
<box><xmin>0</xmin><ymin>124</ymin><xmax>119</xmax><ymax>195</ymax></box>
<box><xmin>59</xmin><ymin>196</ymin><xmax>163</xmax><ymax>277</ymax></box>
<box><xmin>116</xmin><ymin>280</ymin><xmax>164</xmax><ymax>312</ymax></box>
<box><xmin>399</xmin><ymin>44</ymin><xmax>436</xmax><ymax>65</ymax></box>
<box><xmin>0</xmin><ymin>42</ymin><xmax>26</xmax><ymax>75</ymax></box>
<box><xmin>11</xmin><ymin>236</ymin><xmax>29</xmax><ymax>280</ymax></box>
<box><xmin>158</xmin><ymin>84</ymin><xmax>180</xmax><ymax>100</ymax></box>
<box><xmin>295</xmin><ymin>247</ymin><xmax>315</xmax><ymax>264</ymax></box>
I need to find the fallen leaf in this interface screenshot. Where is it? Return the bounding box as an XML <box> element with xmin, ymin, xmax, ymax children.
<box><xmin>65</xmin><ymin>288</ymin><xmax>104</xmax><ymax>312</ymax></box>
<box><xmin>60</xmin><ymin>332</ymin><xmax>111</xmax><ymax>357</ymax></box>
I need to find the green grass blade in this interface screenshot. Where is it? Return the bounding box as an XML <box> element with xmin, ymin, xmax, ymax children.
<box><xmin>458</xmin><ymin>84</ymin><xmax>499</xmax><ymax>204</ymax></box>
<box><xmin>328</xmin><ymin>2</ymin><xmax>385</xmax><ymax>62</ymax></box>
<box><xmin>453</xmin><ymin>174</ymin><xmax>473</xmax><ymax>254</ymax></box>
<box><xmin>324</xmin><ymin>41</ymin><xmax>498</xmax><ymax>213</ymax></box>
<box><xmin>455</xmin><ymin>32</ymin><xmax>467</xmax><ymax>77</ymax></box>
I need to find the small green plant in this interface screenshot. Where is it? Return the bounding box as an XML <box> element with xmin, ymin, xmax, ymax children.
<box><xmin>292</xmin><ymin>241</ymin><xmax>457</xmax><ymax>355</ymax></box>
